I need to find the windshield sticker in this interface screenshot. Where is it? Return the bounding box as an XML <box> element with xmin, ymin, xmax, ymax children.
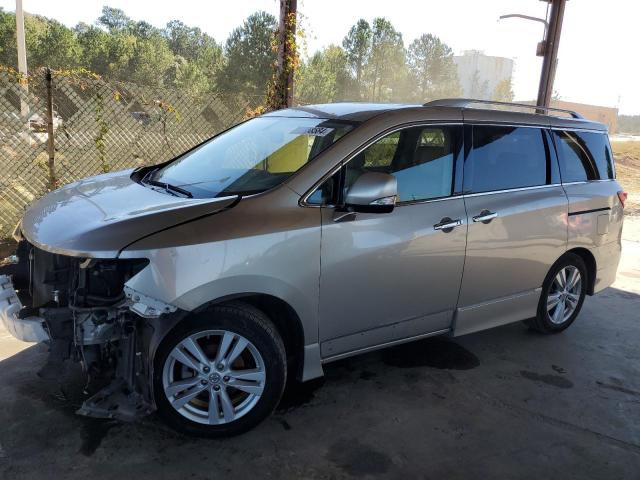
<box><xmin>291</xmin><ymin>126</ymin><xmax>335</xmax><ymax>137</ymax></box>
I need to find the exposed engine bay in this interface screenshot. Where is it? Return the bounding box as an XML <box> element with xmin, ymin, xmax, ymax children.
<box><xmin>0</xmin><ymin>240</ymin><xmax>174</xmax><ymax>421</ymax></box>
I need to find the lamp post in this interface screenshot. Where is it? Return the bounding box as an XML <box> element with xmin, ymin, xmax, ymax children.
<box><xmin>500</xmin><ymin>0</ymin><xmax>567</xmax><ymax>110</ymax></box>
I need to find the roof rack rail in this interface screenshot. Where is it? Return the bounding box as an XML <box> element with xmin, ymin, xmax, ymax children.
<box><xmin>423</xmin><ymin>98</ymin><xmax>584</xmax><ymax>119</ymax></box>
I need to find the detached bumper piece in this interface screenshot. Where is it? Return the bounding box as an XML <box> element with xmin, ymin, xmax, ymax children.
<box><xmin>0</xmin><ymin>274</ymin><xmax>49</xmax><ymax>343</ymax></box>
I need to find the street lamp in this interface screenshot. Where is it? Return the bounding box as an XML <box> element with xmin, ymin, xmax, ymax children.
<box><xmin>499</xmin><ymin>0</ymin><xmax>567</xmax><ymax>110</ymax></box>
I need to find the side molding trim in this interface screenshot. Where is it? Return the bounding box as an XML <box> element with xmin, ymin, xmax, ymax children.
<box><xmin>453</xmin><ymin>288</ymin><xmax>542</xmax><ymax>337</ymax></box>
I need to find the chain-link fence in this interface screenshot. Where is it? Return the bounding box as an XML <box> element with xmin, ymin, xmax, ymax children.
<box><xmin>0</xmin><ymin>67</ymin><xmax>262</xmax><ymax>239</ymax></box>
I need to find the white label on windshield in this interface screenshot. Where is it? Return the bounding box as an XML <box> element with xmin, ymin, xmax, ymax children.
<box><xmin>292</xmin><ymin>126</ymin><xmax>334</xmax><ymax>137</ymax></box>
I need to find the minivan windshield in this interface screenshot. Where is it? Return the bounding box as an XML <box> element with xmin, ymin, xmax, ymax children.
<box><xmin>148</xmin><ymin>116</ymin><xmax>357</xmax><ymax>198</ymax></box>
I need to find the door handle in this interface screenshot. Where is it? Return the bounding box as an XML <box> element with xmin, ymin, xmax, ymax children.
<box><xmin>472</xmin><ymin>210</ymin><xmax>498</xmax><ymax>224</ymax></box>
<box><xmin>434</xmin><ymin>217</ymin><xmax>462</xmax><ymax>232</ymax></box>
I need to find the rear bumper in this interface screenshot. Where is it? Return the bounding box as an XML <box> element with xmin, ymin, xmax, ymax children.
<box><xmin>592</xmin><ymin>241</ymin><xmax>622</xmax><ymax>294</ymax></box>
<box><xmin>594</xmin><ymin>263</ymin><xmax>619</xmax><ymax>294</ymax></box>
<box><xmin>0</xmin><ymin>275</ymin><xmax>49</xmax><ymax>343</ymax></box>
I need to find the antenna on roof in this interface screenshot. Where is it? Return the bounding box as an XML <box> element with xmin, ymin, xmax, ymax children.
<box><xmin>423</xmin><ymin>98</ymin><xmax>583</xmax><ymax>119</ymax></box>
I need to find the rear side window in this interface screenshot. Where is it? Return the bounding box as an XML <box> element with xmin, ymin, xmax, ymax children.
<box><xmin>465</xmin><ymin>126</ymin><xmax>549</xmax><ymax>194</ymax></box>
<box><xmin>553</xmin><ymin>130</ymin><xmax>614</xmax><ymax>182</ymax></box>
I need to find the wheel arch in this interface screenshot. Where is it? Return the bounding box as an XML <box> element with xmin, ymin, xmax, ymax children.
<box><xmin>193</xmin><ymin>293</ymin><xmax>307</xmax><ymax>381</ymax></box>
<box><xmin>565</xmin><ymin>247</ymin><xmax>597</xmax><ymax>295</ymax></box>
<box><xmin>144</xmin><ymin>291</ymin><xmax>310</xmax><ymax>413</ymax></box>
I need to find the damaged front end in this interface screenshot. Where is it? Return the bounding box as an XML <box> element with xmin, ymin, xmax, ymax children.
<box><xmin>0</xmin><ymin>240</ymin><xmax>176</xmax><ymax>421</ymax></box>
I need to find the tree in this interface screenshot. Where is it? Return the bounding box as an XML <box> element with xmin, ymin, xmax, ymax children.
<box><xmin>342</xmin><ymin>19</ymin><xmax>371</xmax><ymax>99</ymax></box>
<box><xmin>163</xmin><ymin>20</ymin><xmax>223</xmax><ymax>90</ymax></box>
<box><xmin>128</xmin><ymin>33</ymin><xmax>175</xmax><ymax>87</ymax></box>
<box><xmin>296</xmin><ymin>45</ymin><xmax>352</xmax><ymax>104</ymax></box>
<box><xmin>407</xmin><ymin>33</ymin><xmax>461</xmax><ymax>101</ymax></box>
<box><xmin>173</xmin><ymin>59</ymin><xmax>209</xmax><ymax>95</ymax></box>
<box><xmin>104</xmin><ymin>32</ymin><xmax>137</xmax><ymax>79</ymax></box>
<box><xmin>32</xmin><ymin>20</ymin><xmax>82</xmax><ymax>69</ymax></box>
<box><xmin>0</xmin><ymin>8</ymin><xmax>17</xmax><ymax>67</ymax></box>
<box><xmin>365</xmin><ymin>18</ymin><xmax>407</xmax><ymax>102</ymax></box>
<box><xmin>97</xmin><ymin>7</ymin><xmax>132</xmax><ymax>32</ymax></box>
<box><xmin>130</xmin><ymin>21</ymin><xmax>159</xmax><ymax>40</ymax></box>
<box><xmin>216</xmin><ymin>11</ymin><xmax>277</xmax><ymax>97</ymax></box>
<box><xmin>492</xmin><ymin>78</ymin><xmax>514</xmax><ymax>102</ymax></box>
<box><xmin>163</xmin><ymin>20</ymin><xmax>221</xmax><ymax>63</ymax></box>
<box><xmin>75</xmin><ymin>23</ymin><xmax>112</xmax><ymax>75</ymax></box>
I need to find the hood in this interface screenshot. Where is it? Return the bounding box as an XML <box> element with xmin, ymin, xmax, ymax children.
<box><xmin>20</xmin><ymin>170</ymin><xmax>238</xmax><ymax>258</ymax></box>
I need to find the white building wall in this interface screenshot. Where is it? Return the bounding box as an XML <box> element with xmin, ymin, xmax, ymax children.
<box><xmin>453</xmin><ymin>50</ymin><xmax>514</xmax><ymax>100</ymax></box>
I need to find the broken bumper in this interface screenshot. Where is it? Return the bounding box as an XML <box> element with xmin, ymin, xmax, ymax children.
<box><xmin>0</xmin><ymin>275</ymin><xmax>49</xmax><ymax>343</ymax></box>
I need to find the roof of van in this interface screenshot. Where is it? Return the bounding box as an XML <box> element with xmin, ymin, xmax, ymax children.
<box><xmin>265</xmin><ymin>100</ymin><xmax>608</xmax><ymax>132</ymax></box>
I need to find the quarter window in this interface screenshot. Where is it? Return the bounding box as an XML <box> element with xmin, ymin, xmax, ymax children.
<box><xmin>553</xmin><ymin>130</ymin><xmax>613</xmax><ymax>182</ymax></box>
<box><xmin>465</xmin><ymin>126</ymin><xmax>549</xmax><ymax>194</ymax></box>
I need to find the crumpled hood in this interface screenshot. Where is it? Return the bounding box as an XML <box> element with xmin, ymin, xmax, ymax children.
<box><xmin>20</xmin><ymin>169</ymin><xmax>238</xmax><ymax>258</ymax></box>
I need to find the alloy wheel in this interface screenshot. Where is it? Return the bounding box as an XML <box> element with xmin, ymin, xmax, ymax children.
<box><xmin>162</xmin><ymin>330</ymin><xmax>266</xmax><ymax>425</ymax></box>
<box><xmin>546</xmin><ymin>265</ymin><xmax>582</xmax><ymax>325</ymax></box>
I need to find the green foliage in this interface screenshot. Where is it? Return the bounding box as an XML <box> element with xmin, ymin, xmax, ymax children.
<box><xmin>173</xmin><ymin>60</ymin><xmax>210</xmax><ymax>96</ymax></box>
<box><xmin>0</xmin><ymin>6</ymin><xmax>485</xmax><ymax>105</ymax></box>
<box><xmin>216</xmin><ymin>11</ymin><xmax>277</xmax><ymax>97</ymax></box>
<box><xmin>342</xmin><ymin>19</ymin><xmax>371</xmax><ymax>98</ymax></box>
<box><xmin>492</xmin><ymin>78</ymin><xmax>514</xmax><ymax>102</ymax></box>
<box><xmin>297</xmin><ymin>45</ymin><xmax>352</xmax><ymax>104</ymax></box>
<box><xmin>0</xmin><ymin>6</ymin><xmax>224</xmax><ymax>96</ymax></box>
<box><xmin>366</xmin><ymin>18</ymin><xmax>407</xmax><ymax>101</ymax></box>
<box><xmin>129</xmin><ymin>33</ymin><xmax>175</xmax><ymax>87</ymax></box>
<box><xmin>34</xmin><ymin>20</ymin><xmax>82</xmax><ymax>69</ymax></box>
<box><xmin>302</xmin><ymin>17</ymin><xmax>463</xmax><ymax>104</ymax></box>
<box><xmin>97</xmin><ymin>7</ymin><xmax>132</xmax><ymax>32</ymax></box>
<box><xmin>407</xmin><ymin>33</ymin><xmax>461</xmax><ymax>101</ymax></box>
<box><xmin>0</xmin><ymin>8</ymin><xmax>18</xmax><ymax>66</ymax></box>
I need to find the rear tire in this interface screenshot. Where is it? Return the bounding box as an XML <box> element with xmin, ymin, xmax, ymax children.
<box><xmin>526</xmin><ymin>253</ymin><xmax>588</xmax><ymax>334</ymax></box>
<box><xmin>153</xmin><ymin>302</ymin><xmax>287</xmax><ymax>437</ymax></box>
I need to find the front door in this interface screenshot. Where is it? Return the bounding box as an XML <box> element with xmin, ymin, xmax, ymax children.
<box><xmin>317</xmin><ymin>124</ymin><xmax>467</xmax><ymax>359</ymax></box>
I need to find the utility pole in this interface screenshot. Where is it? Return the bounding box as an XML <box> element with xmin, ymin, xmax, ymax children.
<box><xmin>536</xmin><ymin>0</ymin><xmax>566</xmax><ymax>109</ymax></box>
<box><xmin>15</xmin><ymin>0</ymin><xmax>30</xmax><ymax>118</ymax></box>
<box><xmin>275</xmin><ymin>0</ymin><xmax>297</xmax><ymax>108</ymax></box>
<box><xmin>45</xmin><ymin>68</ymin><xmax>56</xmax><ymax>191</ymax></box>
<box><xmin>499</xmin><ymin>0</ymin><xmax>567</xmax><ymax>110</ymax></box>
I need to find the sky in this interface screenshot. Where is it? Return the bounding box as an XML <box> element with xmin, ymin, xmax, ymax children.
<box><xmin>1</xmin><ymin>0</ymin><xmax>638</xmax><ymax>114</ymax></box>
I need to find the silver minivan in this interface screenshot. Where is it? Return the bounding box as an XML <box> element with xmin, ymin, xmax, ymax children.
<box><xmin>0</xmin><ymin>99</ymin><xmax>626</xmax><ymax>436</ymax></box>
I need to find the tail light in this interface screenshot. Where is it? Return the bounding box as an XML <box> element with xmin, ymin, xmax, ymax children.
<box><xmin>617</xmin><ymin>191</ymin><xmax>628</xmax><ymax>208</ymax></box>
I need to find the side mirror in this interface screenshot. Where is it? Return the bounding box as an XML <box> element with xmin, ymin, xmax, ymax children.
<box><xmin>344</xmin><ymin>172</ymin><xmax>397</xmax><ymax>213</ymax></box>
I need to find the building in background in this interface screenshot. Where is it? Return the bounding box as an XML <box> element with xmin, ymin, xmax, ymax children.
<box><xmin>550</xmin><ymin>100</ymin><xmax>619</xmax><ymax>132</ymax></box>
<box><xmin>518</xmin><ymin>99</ymin><xmax>619</xmax><ymax>132</ymax></box>
<box><xmin>453</xmin><ymin>50</ymin><xmax>514</xmax><ymax>100</ymax></box>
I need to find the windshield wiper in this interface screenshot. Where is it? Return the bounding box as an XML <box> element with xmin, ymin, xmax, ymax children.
<box><xmin>144</xmin><ymin>178</ymin><xmax>193</xmax><ymax>198</ymax></box>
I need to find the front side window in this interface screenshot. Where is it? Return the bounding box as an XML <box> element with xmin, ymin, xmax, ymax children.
<box><xmin>150</xmin><ymin>117</ymin><xmax>356</xmax><ymax>198</ymax></box>
<box><xmin>465</xmin><ymin>126</ymin><xmax>549</xmax><ymax>194</ymax></box>
<box><xmin>553</xmin><ymin>130</ymin><xmax>613</xmax><ymax>182</ymax></box>
<box><xmin>344</xmin><ymin>125</ymin><xmax>458</xmax><ymax>203</ymax></box>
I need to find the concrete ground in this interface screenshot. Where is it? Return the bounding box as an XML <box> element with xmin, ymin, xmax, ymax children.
<box><xmin>0</xmin><ymin>219</ymin><xmax>639</xmax><ymax>480</ymax></box>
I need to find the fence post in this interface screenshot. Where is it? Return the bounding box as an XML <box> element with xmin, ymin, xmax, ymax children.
<box><xmin>45</xmin><ymin>68</ymin><xmax>57</xmax><ymax>191</ymax></box>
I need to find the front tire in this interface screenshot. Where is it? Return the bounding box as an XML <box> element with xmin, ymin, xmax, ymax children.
<box><xmin>153</xmin><ymin>302</ymin><xmax>287</xmax><ymax>437</ymax></box>
<box><xmin>526</xmin><ymin>253</ymin><xmax>588</xmax><ymax>333</ymax></box>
